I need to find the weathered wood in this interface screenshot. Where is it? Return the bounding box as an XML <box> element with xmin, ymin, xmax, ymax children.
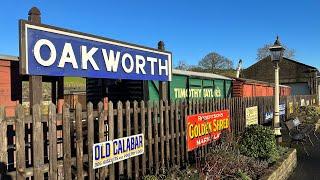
<box><xmin>108</xmin><ymin>102</ymin><xmax>115</xmax><ymax>180</ymax></box>
<box><xmin>15</xmin><ymin>104</ymin><xmax>25</xmax><ymax>180</ymax></box>
<box><xmin>175</xmin><ymin>101</ymin><xmax>180</xmax><ymax>166</ymax></box>
<box><xmin>170</xmin><ymin>100</ymin><xmax>175</xmax><ymax>166</ymax></box>
<box><xmin>87</xmin><ymin>102</ymin><xmax>95</xmax><ymax>180</ymax></box>
<box><xmin>141</xmin><ymin>100</ymin><xmax>147</xmax><ymax>175</ymax></box>
<box><xmin>48</xmin><ymin>103</ymin><xmax>58</xmax><ymax>180</ymax></box>
<box><xmin>75</xmin><ymin>103</ymin><xmax>83</xmax><ymax>180</ymax></box>
<box><xmin>32</xmin><ymin>104</ymin><xmax>44</xmax><ymax>179</ymax></box>
<box><xmin>159</xmin><ymin>100</ymin><xmax>165</xmax><ymax>169</ymax></box>
<box><xmin>28</xmin><ymin>7</ymin><xmax>43</xmax><ymax>110</ymax></box>
<box><xmin>117</xmin><ymin>101</ymin><xmax>124</xmax><ymax>176</ymax></box>
<box><xmin>164</xmin><ymin>100</ymin><xmax>170</xmax><ymax>168</ymax></box>
<box><xmin>98</xmin><ymin>101</ymin><xmax>106</xmax><ymax>179</ymax></box>
<box><xmin>0</xmin><ymin>107</ymin><xmax>7</xmax><ymax>167</ymax></box>
<box><xmin>153</xmin><ymin>101</ymin><xmax>159</xmax><ymax>174</ymax></box>
<box><xmin>147</xmin><ymin>101</ymin><xmax>153</xmax><ymax>173</ymax></box>
<box><xmin>126</xmin><ymin>101</ymin><xmax>132</xmax><ymax>178</ymax></box>
<box><xmin>133</xmin><ymin>101</ymin><xmax>140</xmax><ymax>179</ymax></box>
<box><xmin>62</xmin><ymin>104</ymin><xmax>72</xmax><ymax>180</ymax></box>
<box><xmin>184</xmin><ymin>100</ymin><xmax>189</xmax><ymax>162</ymax></box>
<box><xmin>179</xmin><ymin>100</ymin><xmax>185</xmax><ymax>165</ymax></box>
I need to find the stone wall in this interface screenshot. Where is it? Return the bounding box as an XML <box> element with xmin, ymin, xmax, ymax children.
<box><xmin>261</xmin><ymin>149</ymin><xmax>297</xmax><ymax>180</ymax></box>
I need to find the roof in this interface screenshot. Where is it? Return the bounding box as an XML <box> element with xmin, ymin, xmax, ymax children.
<box><xmin>253</xmin><ymin>56</ymin><xmax>318</xmax><ymax>71</ymax></box>
<box><xmin>0</xmin><ymin>54</ymin><xmax>19</xmax><ymax>61</ymax></box>
<box><xmin>283</xmin><ymin>57</ymin><xmax>318</xmax><ymax>70</ymax></box>
<box><xmin>234</xmin><ymin>77</ymin><xmax>291</xmax><ymax>88</ymax></box>
<box><xmin>173</xmin><ymin>69</ymin><xmax>232</xmax><ymax>80</ymax></box>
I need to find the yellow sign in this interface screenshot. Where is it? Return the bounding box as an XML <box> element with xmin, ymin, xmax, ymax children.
<box><xmin>289</xmin><ymin>102</ymin><xmax>294</xmax><ymax>114</ymax></box>
<box><xmin>93</xmin><ymin>134</ymin><xmax>144</xmax><ymax>169</ymax></box>
<box><xmin>246</xmin><ymin>106</ymin><xmax>258</xmax><ymax>126</ymax></box>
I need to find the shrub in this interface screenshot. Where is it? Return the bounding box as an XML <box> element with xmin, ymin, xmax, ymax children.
<box><xmin>297</xmin><ymin>105</ymin><xmax>320</xmax><ymax>124</ymax></box>
<box><xmin>239</xmin><ymin>125</ymin><xmax>279</xmax><ymax>162</ymax></box>
<box><xmin>143</xmin><ymin>175</ymin><xmax>158</xmax><ymax>180</ymax></box>
<box><xmin>203</xmin><ymin>143</ymin><xmax>268</xmax><ymax>179</ymax></box>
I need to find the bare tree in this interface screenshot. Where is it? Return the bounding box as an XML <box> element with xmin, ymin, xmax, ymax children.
<box><xmin>175</xmin><ymin>60</ymin><xmax>189</xmax><ymax>70</ymax></box>
<box><xmin>198</xmin><ymin>52</ymin><xmax>233</xmax><ymax>72</ymax></box>
<box><xmin>256</xmin><ymin>43</ymin><xmax>295</xmax><ymax>61</ymax></box>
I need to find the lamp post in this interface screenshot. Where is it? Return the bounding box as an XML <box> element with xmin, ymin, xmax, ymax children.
<box><xmin>269</xmin><ymin>36</ymin><xmax>285</xmax><ymax>141</ymax></box>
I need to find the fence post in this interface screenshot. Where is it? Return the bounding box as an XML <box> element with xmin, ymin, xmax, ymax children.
<box><xmin>15</xmin><ymin>105</ymin><xmax>25</xmax><ymax>180</ymax></box>
<box><xmin>175</xmin><ymin>101</ymin><xmax>180</xmax><ymax>166</ymax></box>
<box><xmin>32</xmin><ymin>104</ymin><xmax>44</xmax><ymax>179</ymax></box>
<box><xmin>164</xmin><ymin>100</ymin><xmax>170</xmax><ymax>168</ymax></box>
<box><xmin>75</xmin><ymin>103</ymin><xmax>83</xmax><ymax>179</ymax></box>
<box><xmin>98</xmin><ymin>101</ymin><xmax>106</xmax><ymax>178</ymax></box>
<box><xmin>108</xmin><ymin>102</ymin><xmax>115</xmax><ymax>180</ymax></box>
<box><xmin>159</xmin><ymin>100</ymin><xmax>165</xmax><ymax>171</ymax></box>
<box><xmin>0</xmin><ymin>107</ymin><xmax>7</xmax><ymax>170</ymax></box>
<box><xmin>180</xmin><ymin>100</ymin><xmax>185</xmax><ymax>165</ymax></box>
<box><xmin>147</xmin><ymin>101</ymin><xmax>153</xmax><ymax>173</ymax></box>
<box><xmin>87</xmin><ymin>102</ymin><xmax>95</xmax><ymax>180</ymax></box>
<box><xmin>126</xmin><ymin>101</ymin><xmax>133</xmax><ymax>178</ymax></box>
<box><xmin>48</xmin><ymin>103</ymin><xmax>57</xmax><ymax>180</ymax></box>
<box><xmin>62</xmin><ymin>104</ymin><xmax>72</xmax><ymax>179</ymax></box>
<box><xmin>170</xmin><ymin>100</ymin><xmax>175</xmax><ymax>166</ymax></box>
<box><xmin>133</xmin><ymin>101</ymin><xmax>140</xmax><ymax>179</ymax></box>
<box><xmin>153</xmin><ymin>101</ymin><xmax>159</xmax><ymax>174</ymax></box>
<box><xmin>117</xmin><ymin>101</ymin><xmax>124</xmax><ymax>176</ymax></box>
<box><xmin>141</xmin><ymin>100</ymin><xmax>147</xmax><ymax>175</ymax></box>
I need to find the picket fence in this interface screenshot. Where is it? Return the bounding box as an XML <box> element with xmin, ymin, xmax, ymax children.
<box><xmin>0</xmin><ymin>95</ymin><xmax>317</xmax><ymax>179</ymax></box>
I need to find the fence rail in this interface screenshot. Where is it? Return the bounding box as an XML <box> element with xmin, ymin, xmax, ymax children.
<box><xmin>0</xmin><ymin>95</ymin><xmax>317</xmax><ymax>179</ymax></box>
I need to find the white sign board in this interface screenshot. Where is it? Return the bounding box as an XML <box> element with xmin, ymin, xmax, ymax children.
<box><xmin>93</xmin><ymin>134</ymin><xmax>144</xmax><ymax>169</ymax></box>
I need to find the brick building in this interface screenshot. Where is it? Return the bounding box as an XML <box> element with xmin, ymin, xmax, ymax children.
<box><xmin>241</xmin><ymin>56</ymin><xmax>318</xmax><ymax>95</ymax></box>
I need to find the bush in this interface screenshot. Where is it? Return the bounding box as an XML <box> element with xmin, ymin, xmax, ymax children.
<box><xmin>143</xmin><ymin>166</ymin><xmax>201</xmax><ymax>180</ymax></box>
<box><xmin>239</xmin><ymin>125</ymin><xmax>279</xmax><ymax>162</ymax></box>
<box><xmin>297</xmin><ymin>105</ymin><xmax>320</xmax><ymax>124</ymax></box>
<box><xmin>203</xmin><ymin>143</ymin><xmax>268</xmax><ymax>179</ymax></box>
<box><xmin>143</xmin><ymin>175</ymin><xmax>158</xmax><ymax>180</ymax></box>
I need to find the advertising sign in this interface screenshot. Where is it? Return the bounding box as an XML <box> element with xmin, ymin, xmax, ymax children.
<box><xmin>19</xmin><ymin>20</ymin><xmax>172</xmax><ymax>81</ymax></box>
<box><xmin>279</xmin><ymin>104</ymin><xmax>286</xmax><ymax>116</ymax></box>
<box><xmin>289</xmin><ymin>102</ymin><xmax>294</xmax><ymax>114</ymax></box>
<box><xmin>187</xmin><ymin>110</ymin><xmax>230</xmax><ymax>151</ymax></box>
<box><xmin>93</xmin><ymin>134</ymin><xmax>144</xmax><ymax>169</ymax></box>
<box><xmin>265</xmin><ymin>112</ymin><xmax>273</xmax><ymax>123</ymax></box>
<box><xmin>246</xmin><ymin>106</ymin><xmax>258</xmax><ymax>126</ymax></box>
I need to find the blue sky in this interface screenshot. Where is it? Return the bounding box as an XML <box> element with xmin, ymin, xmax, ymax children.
<box><xmin>0</xmin><ymin>0</ymin><xmax>319</xmax><ymax>69</ymax></box>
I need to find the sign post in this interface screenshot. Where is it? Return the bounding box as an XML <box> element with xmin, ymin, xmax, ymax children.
<box><xmin>23</xmin><ymin>7</ymin><xmax>43</xmax><ymax>111</ymax></box>
<box><xmin>158</xmin><ymin>41</ymin><xmax>168</xmax><ymax>100</ymax></box>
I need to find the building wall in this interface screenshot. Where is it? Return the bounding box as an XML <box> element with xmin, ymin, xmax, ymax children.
<box><xmin>242</xmin><ymin>56</ymin><xmax>318</xmax><ymax>95</ymax></box>
<box><xmin>284</xmin><ymin>83</ymin><xmax>309</xmax><ymax>95</ymax></box>
<box><xmin>0</xmin><ymin>60</ymin><xmax>21</xmax><ymax>116</ymax></box>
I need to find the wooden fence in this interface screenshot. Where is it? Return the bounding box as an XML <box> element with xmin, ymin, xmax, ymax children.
<box><xmin>0</xmin><ymin>95</ymin><xmax>318</xmax><ymax>179</ymax></box>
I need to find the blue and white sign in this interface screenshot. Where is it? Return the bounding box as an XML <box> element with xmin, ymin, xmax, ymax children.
<box><xmin>19</xmin><ymin>20</ymin><xmax>172</xmax><ymax>81</ymax></box>
<box><xmin>279</xmin><ymin>104</ymin><xmax>286</xmax><ymax>116</ymax></box>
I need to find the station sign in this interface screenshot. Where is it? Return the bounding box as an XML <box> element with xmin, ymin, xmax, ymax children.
<box><xmin>187</xmin><ymin>110</ymin><xmax>230</xmax><ymax>151</ymax></box>
<box><xmin>93</xmin><ymin>134</ymin><xmax>144</xmax><ymax>169</ymax></box>
<box><xmin>19</xmin><ymin>20</ymin><xmax>172</xmax><ymax>81</ymax></box>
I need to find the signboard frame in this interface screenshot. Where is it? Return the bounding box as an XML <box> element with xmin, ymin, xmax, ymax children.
<box><xmin>186</xmin><ymin>110</ymin><xmax>230</xmax><ymax>151</ymax></box>
<box><xmin>245</xmin><ymin>106</ymin><xmax>258</xmax><ymax>126</ymax></box>
<box><xmin>19</xmin><ymin>20</ymin><xmax>172</xmax><ymax>81</ymax></box>
<box><xmin>92</xmin><ymin>133</ymin><xmax>144</xmax><ymax>169</ymax></box>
